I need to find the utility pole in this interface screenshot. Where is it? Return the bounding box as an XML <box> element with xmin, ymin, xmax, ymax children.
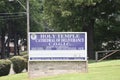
<box><xmin>27</xmin><ymin>0</ymin><xmax>30</xmax><ymax>32</ymax></box>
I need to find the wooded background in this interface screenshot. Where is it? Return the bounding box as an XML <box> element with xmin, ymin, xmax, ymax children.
<box><xmin>0</xmin><ymin>0</ymin><xmax>120</xmax><ymax>59</ymax></box>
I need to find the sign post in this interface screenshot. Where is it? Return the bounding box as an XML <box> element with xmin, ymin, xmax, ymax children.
<box><xmin>28</xmin><ymin>32</ymin><xmax>87</xmax><ymax>78</ymax></box>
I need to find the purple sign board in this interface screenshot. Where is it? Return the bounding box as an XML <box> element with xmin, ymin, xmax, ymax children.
<box><xmin>29</xmin><ymin>32</ymin><xmax>87</xmax><ymax>61</ymax></box>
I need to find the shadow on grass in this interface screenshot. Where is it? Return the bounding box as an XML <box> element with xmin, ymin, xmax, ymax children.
<box><xmin>88</xmin><ymin>59</ymin><xmax>120</xmax><ymax>64</ymax></box>
<box><xmin>88</xmin><ymin>60</ymin><xmax>96</xmax><ymax>64</ymax></box>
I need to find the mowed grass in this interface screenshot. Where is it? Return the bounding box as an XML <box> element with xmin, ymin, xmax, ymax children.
<box><xmin>0</xmin><ymin>60</ymin><xmax>120</xmax><ymax>80</ymax></box>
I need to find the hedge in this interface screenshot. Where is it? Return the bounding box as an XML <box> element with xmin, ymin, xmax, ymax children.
<box><xmin>23</xmin><ymin>55</ymin><xmax>28</xmax><ymax>71</ymax></box>
<box><xmin>0</xmin><ymin>59</ymin><xmax>11</xmax><ymax>76</ymax></box>
<box><xmin>10</xmin><ymin>56</ymin><xmax>26</xmax><ymax>73</ymax></box>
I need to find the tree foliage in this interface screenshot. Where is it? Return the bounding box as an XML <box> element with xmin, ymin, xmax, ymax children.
<box><xmin>43</xmin><ymin>0</ymin><xmax>120</xmax><ymax>59</ymax></box>
<box><xmin>0</xmin><ymin>0</ymin><xmax>43</xmax><ymax>58</ymax></box>
<box><xmin>30</xmin><ymin>0</ymin><xmax>44</xmax><ymax>32</ymax></box>
<box><xmin>0</xmin><ymin>0</ymin><xmax>120</xmax><ymax>59</ymax></box>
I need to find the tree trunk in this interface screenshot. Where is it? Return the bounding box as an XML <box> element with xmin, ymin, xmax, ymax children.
<box><xmin>1</xmin><ymin>29</ymin><xmax>5</xmax><ymax>59</ymax></box>
<box><xmin>17</xmin><ymin>35</ymin><xmax>20</xmax><ymax>55</ymax></box>
<box><xmin>88</xmin><ymin>19</ymin><xmax>95</xmax><ymax>59</ymax></box>
<box><xmin>82</xmin><ymin>18</ymin><xmax>95</xmax><ymax>59</ymax></box>
<box><xmin>7</xmin><ymin>33</ymin><xmax>10</xmax><ymax>57</ymax></box>
<box><xmin>6</xmin><ymin>20</ymin><xmax>10</xmax><ymax>57</ymax></box>
<box><xmin>14</xmin><ymin>33</ymin><xmax>17</xmax><ymax>55</ymax></box>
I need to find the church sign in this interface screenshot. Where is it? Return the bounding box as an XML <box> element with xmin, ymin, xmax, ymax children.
<box><xmin>29</xmin><ymin>32</ymin><xmax>87</xmax><ymax>61</ymax></box>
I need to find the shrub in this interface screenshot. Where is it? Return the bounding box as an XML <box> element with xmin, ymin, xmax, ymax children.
<box><xmin>23</xmin><ymin>55</ymin><xmax>28</xmax><ymax>71</ymax></box>
<box><xmin>23</xmin><ymin>55</ymin><xmax>28</xmax><ymax>60</ymax></box>
<box><xmin>20</xmin><ymin>52</ymin><xmax>27</xmax><ymax>56</ymax></box>
<box><xmin>0</xmin><ymin>59</ymin><xmax>11</xmax><ymax>76</ymax></box>
<box><xmin>10</xmin><ymin>56</ymin><xmax>26</xmax><ymax>73</ymax></box>
<box><xmin>24</xmin><ymin>59</ymin><xmax>28</xmax><ymax>71</ymax></box>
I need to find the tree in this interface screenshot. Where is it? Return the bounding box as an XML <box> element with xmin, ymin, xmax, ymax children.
<box><xmin>0</xmin><ymin>0</ymin><xmax>44</xmax><ymax>58</ymax></box>
<box><xmin>30</xmin><ymin>0</ymin><xmax>44</xmax><ymax>32</ymax></box>
<box><xmin>43</xmin><ymin>0</ymin><xmax>120</xmax><ymax>59</ymax></box>
<box><xmin>0</xmin><ymin>0</ymin><xmax>26</xmax><ymax>58</ymax></box>
<box><xmin>95</xmin><ymin>15</ymin><xmax>120</xmax><ymax>50</ymax></box>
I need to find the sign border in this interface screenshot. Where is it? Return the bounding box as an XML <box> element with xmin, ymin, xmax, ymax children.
<box><xmin>28</xmin><ymin>32</ymin><xmax>87</xmax><ymax>61</ymax></box>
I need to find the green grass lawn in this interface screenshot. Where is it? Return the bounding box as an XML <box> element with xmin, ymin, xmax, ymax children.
<box><xmin>0</xmin><ymin>60</ymin><xmax>120</xmax><ymax>80</ymax></box>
